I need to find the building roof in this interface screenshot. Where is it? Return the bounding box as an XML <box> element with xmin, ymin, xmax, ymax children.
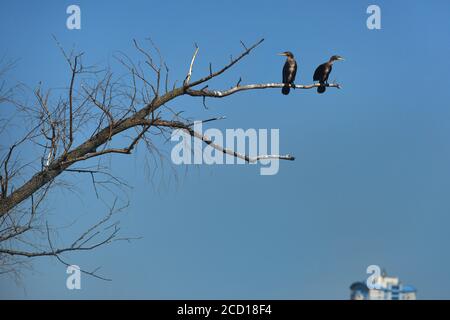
<box><xmin>350</xmin><ymin>282</ymin><xmax>369</xmax><ymax>292</ymax></box>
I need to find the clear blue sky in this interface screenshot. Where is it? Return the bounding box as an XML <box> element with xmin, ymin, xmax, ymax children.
<box><xmin>1</xmin><ymin>0</ymin><xmax>450</xmax><ymax>299</ymax></box>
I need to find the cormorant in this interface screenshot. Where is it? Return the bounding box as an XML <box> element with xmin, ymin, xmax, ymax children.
<box><xmin>313</xmin><ymin>55</ymin><xmax>344</xmax><ymax>94</ymax></box>
<box><xmin>278</xmin><ymin>51</ymin><xmax>297</xmax><ymax>95</ymax></box>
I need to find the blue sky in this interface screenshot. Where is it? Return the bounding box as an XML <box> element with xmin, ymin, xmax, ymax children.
<box><xmin>1</xmin><ymin>0</ymin><xmax>450</xmax><ymax>299</ymax></box>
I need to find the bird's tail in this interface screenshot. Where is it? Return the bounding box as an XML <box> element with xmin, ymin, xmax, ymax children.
<box><xmin>282</xmin><ymin>85</ymin><xmax>290</xmax><ymax>95</ymax></box>
<box><xmin>317</xmin><ymin>83</ymin><xmax>326</xmax><ymax>94</ymax></box>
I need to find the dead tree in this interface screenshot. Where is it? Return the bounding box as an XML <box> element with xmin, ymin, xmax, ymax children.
<box><xmin>0</xmin><ymin>38</ymin><xmax>340</xmax><ymax>279</ymax></box>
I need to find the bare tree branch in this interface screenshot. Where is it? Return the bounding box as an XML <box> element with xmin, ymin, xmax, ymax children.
<box><xmin>187</xmin><ymin>82</ymin><xmax>341</xmax><ymax>98</ymax></box>
<box><xmin>186</xmin><ymin>38</ymin><xmax>265</xmax><ymax>88</ymax></box>
<box><xmin>0</xmin><ymin>37</ymin><xmax>342</xmax><ymax>278</ymax></box>
<box><xmin>151</xmin><ymin>119</ymin><xmax>295</xmax><ymax>163</ymax></box>
<box><xmin>0</xmin><ymin>199</ymin><xmax>136</xmax><ymax>280</ymax></box>
<box><xmin>183</xmin><ymin>43</ymin><xmax>199</xmax><ymax>86</ymax></box>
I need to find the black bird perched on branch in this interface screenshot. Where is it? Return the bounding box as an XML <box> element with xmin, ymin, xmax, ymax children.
<box><xmin>278</xmin><ymin>51</ymin><xmax>297</xmax><ymax>95</ymax></box>
<box><xmin>313</xmin><ymin>55</ymin><xmax>344</xmax><ymax>94</ymax></box>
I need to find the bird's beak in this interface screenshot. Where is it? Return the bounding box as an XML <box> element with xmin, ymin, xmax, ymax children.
<box><xmin>338</xmin><ymin>57</ymin><xmax>345</xmax><ymax>61</ymax></box>
<box><xmin>277</xmin><ymin>52</ymin><xmax>287</xmax><ymax>56</ymax></box>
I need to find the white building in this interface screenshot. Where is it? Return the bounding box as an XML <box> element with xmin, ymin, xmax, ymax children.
<box><xmin>350</xmin><ymin>270</ymin><xmax>417</xmax><ymax>300</ymax></box>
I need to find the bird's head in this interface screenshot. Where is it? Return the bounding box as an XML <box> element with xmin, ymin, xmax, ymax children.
<box><xmin>278</xmin><ymin>51</ymin><xmax>294</xmax><ymax>58</ymax></box>
<box><xmin>330</xmin><ymin>55</ymin><xmax>345</xmax><ymax>62</ymax></box>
